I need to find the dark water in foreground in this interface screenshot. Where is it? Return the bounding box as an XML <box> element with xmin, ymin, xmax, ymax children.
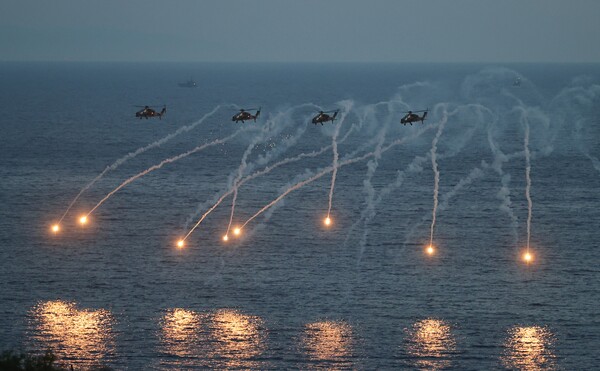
<box><xmin>1</xmin><ymin>63</ymin><xmax>599</xmax><ymax>369</ymax></box>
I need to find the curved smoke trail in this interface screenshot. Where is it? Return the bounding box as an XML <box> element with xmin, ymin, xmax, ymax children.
<box><xmin>86</xmin><ymin>128</ymin><xmax>243</xmax><ymax>217</ymax></box>
<box><xmin>346</xmin><ymin>103</ymin><xmax>487</xmax><ymax>256</ymax></box>
<box><xmin>225</xmin><ymin>104</ymin><xmax>315</xmax><ymax>236</ymax></box>
<box><xmin>184</xmin><ymin>146</ymin><xmax>329</xmax><ymax>241</ymax></box>
<box><xmin>428</xmin><ymin>106</ymin><xmax>448</xmax><ymax>247</ymax></box>
<box><xmin>523</xmin><ymin>112</ymin><xmax>533</xmax><ymax>251</ymax></box>
<box><xmin>326</xmin><ymin>101</ymin><xmax>353</xmax><ymax>220</ymax></box>
<box><xmin>354</xmin><ymin>101</ymin><xmax>395</xmax><ymax>262</ymax></box>
<box><xmin>58</xmin><ymin>105</ymin><xmax>223</xmax><ymax>223</ymax></box>
<box><xmin>487</xmin><ymin>113</ymin><xmax>519</xmax><ymax>246</ymax></box>
<box><xmin>239</xmin><ymin>122</ymin><xmax>438</xmax><ymax>231</ymax></box>
<box><xmin>181</xmin><ymin>121</ymin><xmax>360</xmax><ymax>241</ymax></box>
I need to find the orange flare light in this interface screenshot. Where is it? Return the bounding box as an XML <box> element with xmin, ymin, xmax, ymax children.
<box><xmin>177</xmin><ymin>240</ymin><xmax>185</xmax><ymax>249</ymax></box>
<box><xmin>223</xmin><ymin>235</ymin><xmax>229</xmax><ymax>242</ymax></box>
<box><xmin>79</xmin><ymin>215</ymin><xmax>88</xmax><ymax>225</ymax></box>
<box><xmin>523</xmin><ymin>251</ymin><xmax>534</xmax><ymax>264</ymax></box>
<box><xmin>426</xmin><ymin>245</ymin><xmax>435</xmax><ymax>256</ymax></box>
<box><xmin>51</xmin><ymin>224</ymin><xmax>60</xmax><ymax>233</ymax></box>
<box><xmin>324</xmin><ymin>216</ymin><xmax>332</xmax><ymax>226</ymax></box>
<box><xmin>233</xmin><ymin>228</ymin><xmax>241</xmax><ymax>236</ymax></box>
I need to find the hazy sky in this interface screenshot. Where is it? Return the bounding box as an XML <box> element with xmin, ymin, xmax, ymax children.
<box><xmin>1</xmin><ymin>0</ymin><xmax>599</xmax><ymax>63</ymax></box>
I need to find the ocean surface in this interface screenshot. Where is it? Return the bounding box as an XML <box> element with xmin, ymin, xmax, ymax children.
<box><xmin>1</xmin><ymin>62</ymin><xmax>599</xmax><ymax>369</ymax></box>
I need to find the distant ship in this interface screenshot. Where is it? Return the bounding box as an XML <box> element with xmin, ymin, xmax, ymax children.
<box><xmin>178</xmin><ymin>78</ymin><xmax>197</xmax><ymax>88</ymax></box>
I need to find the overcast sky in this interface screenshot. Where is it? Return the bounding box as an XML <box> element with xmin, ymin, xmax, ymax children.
<box><xmin>1</xmin><ymin>0</ymin><xmax>599</xmax><ymax>63</ymax></box>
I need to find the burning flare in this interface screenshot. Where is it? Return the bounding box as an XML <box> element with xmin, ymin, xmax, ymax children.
<box><xmin>426</xmin><ymin>245</ymin><xmax>435</xmax><ymax>256</ymax></box>
<box><xmin>523</xmin><ymin>251</ymin><xmax>534</xmax><ymax>264</ymax></box>
<box><xmin>177</xmin><ymin>240</ymin><xmax>185</xmax><ymax>249</ymax></box>
<box><xmin>51</xmin><ymin>224</ymin><xmax>60</xmax><ymax>233</ymax></box>
<box><xmin>79</xmin><ymin>215</ymin><xmax>88</xmax><ymax>225</ymax></box>
<box><xmin>223</xmin><ymin>235</ymin><xmax>229</xmax><ymax>242</ymax></box>
<box><xmin>233</xmin><ymin>227</ymin><xmax>241</xmax><ymax>236</ymax></box>
<box><xmin>324</xmin><ymin>216</ymin><xmax>332</xmax><ymax>226</ymax></box>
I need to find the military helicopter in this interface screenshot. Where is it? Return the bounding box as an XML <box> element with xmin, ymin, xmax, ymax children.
<box><xmin>232</xmin><ymin>107</ymin><xmax>261</xmax><ymax>123</ymax></box>
<box><xmin>135</xmin><ymin>105</ymin><xmax>167</xmax><ymax>120</ymax></box>
<box><xmin>400</xmin><ymin>109</ymin><xmax>428</xmax><ymax>125</ymax></box>
<box><xmin>311</xmin><ymin>110</ymin><xmax>338</xmax><ymax>125</ymax></box>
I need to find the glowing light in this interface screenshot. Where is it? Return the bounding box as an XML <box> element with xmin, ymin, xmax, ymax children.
<box><xmin>223</xmin><ymin>235</ymin><xmax>229</xmax><ymax>242</ymax></box>
<box><xmin>233</xmin><ymin>227</ymin><xmax>241</xmax><ymax>236</ymax></box>
<box><xmin>406</xmin><ymin>318</ymin><xmax>456</xmax><ymax>370</ymax></box>
<box><xmin>177</xmin><ymin>240</ymin><xmax>185</xmax><ymax>249</ymax></box>
<box><xmin>426</xmin><ymin>245</ymin><xmax>435</xmax><ymax>255</ymax></box>
<box><xmin>324</xmin><ymin>216</ymin><xmax>332</xmax><ymax>226</ymax></box>
<box><xmin>160</xmin><ymin>308</ymin><xmax>202</xmax><ymax>368</ymax></box>
<box><xmin>51</xmin><ymin>224</ymin><xmax>60</xmax><ymax>233</ymax></box>
<box><xmin>31</xmin><ymin>300</ymin><xmax>114</xmax><ymax>368</ymax></box>
<box><xmin>523</xmin><ymin>251</ymin><xmax>534</xmax><ymax>264</ymax></box>
<box><xmin>79</xmin><ymin>215</ymin><xmax>88</xmax><ymax>225</ymax></box>
<box><xmin>303</xmin><ymin>321</ymin><xmax>353</xmax><ymax>362</ymax></box>
<box><xmin>502</xmin><ymin>326</ymin><xmax>556</xmax><ymax>370</ymax></box>
<box><xmin>212</xmin><ymin>309</ymin><xmax>266</xmax><ymax>368</ymax></box>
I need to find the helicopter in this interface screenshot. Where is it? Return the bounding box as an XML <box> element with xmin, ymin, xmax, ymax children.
<box><xmin>311</xmin><ymin>110</ymin><xmax>338</xmax><ymax>125</ymax></box>
<box><xmin>400</xmin><ymin>109</ymin><xmax>428</xmax><ymax>125</ymax></box>
<box><xmin>232</xmin><ymin>107</ymin><xmax>261</xmax><ymax>123</ymax></box>
<box><xmin>135</xmin><ymin>105</ymin><xmax>167</xmax><ymax>120</ymax></box>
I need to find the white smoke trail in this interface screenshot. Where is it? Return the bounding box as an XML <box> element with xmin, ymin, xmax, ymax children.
<box><xmin>437</xmin><ymin>164</ymin><xmax>487</xmax><ymax>213</ymax></box>
<box><xmin>183</xmin><ymin>145</ymin><xmax>331</xmax><ymax>240</ymax></box>
<box><xmin>402</xmin><ymin>149</ymin><xmax>527</xmax><ymax>252</ymax></box>
<box><xmin>354</xmin><ymin>102</ymin><xmax>395</xmax><ymax>260</ymax></box>
<box><xmin>346</xmin><ymin>103</ymin><xmax>485</xmax><ymax>253</ymax></box>
<box><xmin>239</xmin><ymin>123</ymin><xmax>438</xmax><ymax>231</ymax></box>
<box><xmin>487</xmin><ymin>115</ymin><xmax>519</xmax><ymax>245</ymax></box>
<box><xmin>58</xmin><ymin>105</ymin><xmax>223</xmax><ymax>223</ymax></box>
<box><xmin>326</xmin><ymin>122</ymin><xmax>342</xmax><ymax>219</ymax></box>
<box><xmin>428</xmin><ymin>107</ymin><xmax>448</xmax><ymax>247</ymax></box>
<box><xmin>225</xmin><ymin>104</ymin><xmax>314</xmax><ymax>236</ymax></box>
<box><xmin>588</xmin><ymin>154</ymin><xmax>600</xmax><ymax>173</ymax></box>
<box><xmin>86</xmin><ymin>129</ymin><xmax>243</xmax><ymax>217</ymax></box>
<box><xmin>523</xmin><ymin>113</ymin><xmax>533</xmax><ymax>251</ymax></box>
<box><xmin>181</xmin><ymin>121</ymin><xmax>361</xmax><ymax>239</ymax></box>
<box><xmin>326</xmin><ymin>101</ymin><xmax>353</xmax><ymax>220</ymax></box>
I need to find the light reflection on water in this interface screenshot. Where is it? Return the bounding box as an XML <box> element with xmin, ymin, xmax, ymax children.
<box><xmin>405</xmin><ymin>318</ymin><xmax>456</xmax><ymax>370</ymax></box>
<box><xmin>27</xmin><ymin>302</ymin><xmax>561</xmax><ymax>369</ymax></box>
<box><xmin>159</xmin><ymin>308</ymin><xmax>266</xmax><ymax>369</ymax></box>
<box><xmin>211</xmin><ymin>308</ymin><xmax>266</xmax><ymax>369</ymax></box>
<box><xmin>29</xmin><ymin>300</ymin><xmax>114</xmax><ymax>369</ymax></box>
<box><xmin>159</xmin><ymin>308</ymin><xmax>202</xmax><ymax>368</ymax></box>
<box><xmin>501</xmin><ymin>325</ymin><xmax>557</xmax><ymax>370</ymax></box>
<box><xmin>303</xmin><ymin>320</ymin><xmax>354</xmax><ymax>368</ymax></box>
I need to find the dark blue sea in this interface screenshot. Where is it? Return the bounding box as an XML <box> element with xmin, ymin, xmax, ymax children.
<box><xmin>1</xmin><ymin>62</ymin><xmax>599</xmax><ymax>369</ymax></box>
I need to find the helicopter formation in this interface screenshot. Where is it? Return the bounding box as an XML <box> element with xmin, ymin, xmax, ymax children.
<box><xmin>134</xmin><ymin>104</ymin><xmax>428</xmax><ymax>126</ymax></box>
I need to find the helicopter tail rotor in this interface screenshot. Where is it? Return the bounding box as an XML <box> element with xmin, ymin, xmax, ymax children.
<box><xmin>254</xmin><ymin>107</ymin><xmax>261</xmax><ymax>121</ymax></box>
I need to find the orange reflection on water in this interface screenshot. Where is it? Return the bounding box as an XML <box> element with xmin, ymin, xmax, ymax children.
<box><xmin>30</xmin><ymin>300</ymin><xmax>114</xmax><ymax>368</ymax></box>
<box><xmin>303</xmin><ymin>320</ymin><xmax>353</xmax><ymax>364</ymax></box>
<box><xmin>212</xmin><ymin>309</ymin><xmax>266</xmax><ymax>368</ymax></box>
<box><xmin>502</xmin><ymin>326</ymin><xmax>556</xmax><ymax>370</ymax></box>
<box><xmin>406</xmin><ymin>318</ymin><xmax>456</xmax><ymax>370</ymax></box>
<box><xmin>160</xmin><ymin>308</ymin><xmax>202</xmax><ymax>368</ymax></box>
